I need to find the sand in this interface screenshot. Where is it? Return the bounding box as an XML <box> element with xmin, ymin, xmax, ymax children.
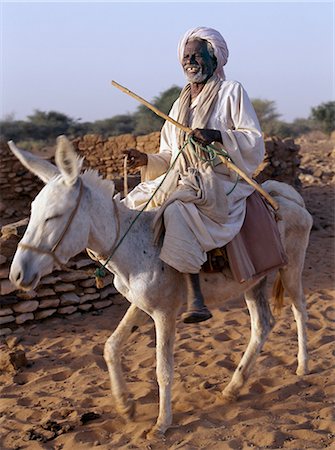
<box><xmin>0</xmin><ymin>140</ymin><xmax>334</xmax><ymax>450</ymax></box>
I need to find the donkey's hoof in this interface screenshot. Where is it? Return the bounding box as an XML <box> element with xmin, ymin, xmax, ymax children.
<box><xmin>222</xmin><ymin>390</ymin><xmax>237</xmax><ymax>403</ymax></box>
<box><xmin>118</xmin><ymin>400</ymin><xmax>135</xmax><ymax>420</ymax></box>
<box><xmin>146</xmin><ymin>427</ymin><xmax>166</xmax><ymax>441</ymax></box>
<box><xmin>296</xmin><ymin>366</ymin><xmax>309</xmax><ymax>376</ymax></box>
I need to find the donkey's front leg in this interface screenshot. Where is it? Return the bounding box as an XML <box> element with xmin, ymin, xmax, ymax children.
<box><xmin>147</xmin><ymin>310</ymin><xmax>177</xmax><ymax>439</ymax></box>
<box><xmin>222</xmin><ymin>277</ymin><xmax>275</xmax><ymax>401</ymax></box>
<box><xmin>104</xmin><ymin>304</ymin><xmax>149</xmax><ymax>418</ymax></box>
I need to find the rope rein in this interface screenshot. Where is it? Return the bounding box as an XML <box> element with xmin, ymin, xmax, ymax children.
<box><xmin>17</xmin><ymin>140</ymin><xmax>238</xmax><ymax>288</ymax></box>
<box><xmin>94</xmin><ymin>137</ymin><xmax>238</xmax><ymax>285</ymax></box>
<box><xmin>16</xmin><ymin>139</ymin><xmax>242</xmax><ymax>287</ymax></box>
<box><xmin>94</xmin><ymin>139</ymin><xmax>187</xmax><ymax>283</ymax></box>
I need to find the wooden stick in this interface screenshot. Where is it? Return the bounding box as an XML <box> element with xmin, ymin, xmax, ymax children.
<box><xmin>112</xmin><ymin>80</ymin><xmax>190</xmax><ymax>133</ymax></box>
<box><xmin>123</xmin><ymin>154</ymin><xmax>128</xmax><ymax>196</ymax></box>
<box><xmin>111</xmin><ymin>80</ymin><xmax>279</xmax><ymax>210</ymax></box>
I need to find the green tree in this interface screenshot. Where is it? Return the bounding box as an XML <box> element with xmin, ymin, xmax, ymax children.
<box><xmin>270</xmin><ymin>118</ymin><xmax>316</xmax><ymax>139</ymax></box>
<box><xmin>0</xmin><ymin>118</ymin><xmax>29</xmax><ymax>142</ymax></box>
<box><xmin>91</xmin><ymin>115</ymin><xmax>136</xmax><ymax>136</ymax></box>
<box><xmin>290</xmin><ymin>118</ymin><xmax>316</xmax><ymax>137</ymax></box>
<box><xmin>27</xmin><ymin>110</ymin><xmax>78</xmax><ymax>139</ymax></box>
<box><xmin>310</xmin><ymin>101</ymin><xmax>335</xmax><ymax>135</ymax></box>
<box><xmin>270</xmin><ymin>121</ymin><xmax>295</xmax><ymax>139</ymax></box>
<box><xmin>134</xmin><ymin>85</ymin><xmax>182</xmax><ymax>135</ymax></box>
<box><xmin>251</xmin><ymin>99</ymin><xmax>281</xmax><ymax>136</ymax></box>
<box><xmin>0</xmin><ymin>110</ymin><xmax>86</xmax><ymax>143</ymax></box>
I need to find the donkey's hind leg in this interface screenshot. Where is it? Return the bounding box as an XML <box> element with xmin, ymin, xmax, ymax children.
<box><xmin>222</xmin><ymin>277</ymin><xmax>275</xmax><ymax>401</ymax></box>
<box><xmin>279</xmin><ymin>267</ymin><xmax>309</xmax><ymax>375</ymax></box>
<box><xmin>104</xmin><ymin>304</ymin><xmax>149</xmax><ymax>418</ymax></box>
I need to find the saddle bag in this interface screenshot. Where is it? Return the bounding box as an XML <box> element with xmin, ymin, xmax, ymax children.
<box><xmin>226</xmin><ymin>191</ymin><xmax>287</xmax><ymax>282</ymax></box>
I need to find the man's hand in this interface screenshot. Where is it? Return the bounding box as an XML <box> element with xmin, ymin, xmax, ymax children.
<box><xmin>123</xmin><ymin>148</ymin><xmax>148</xmax><ymax>169</ymax></box>
<box><xmin>189</xmin><ymin>128</ymin><xmax>223</xmax><ymax>146</ymax></box>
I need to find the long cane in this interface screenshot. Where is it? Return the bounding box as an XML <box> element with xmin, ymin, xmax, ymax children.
<box><xmin>112</xmin><ymin>80</ymin><xmax>279</xmax><ymax>211</ymax></box>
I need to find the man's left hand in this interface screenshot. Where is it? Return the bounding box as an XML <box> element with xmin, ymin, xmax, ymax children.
<box><xmin>189</xmin><ymin>128</ymin><xmax>223</xmax><ymax>146</ymax></box>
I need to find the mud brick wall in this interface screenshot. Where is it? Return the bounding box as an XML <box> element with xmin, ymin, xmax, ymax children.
<box><xmin>71</xmin><ymin>132</ymin><xmax>160</xmax><ymax>179</ymax></box>
<box><xmin>0</xmin><ymin>133</ymin><xmax>301</xmax><ymax>226</ymax></box>
<box><xmin>0</xmin><ymin>140</ymin><xmax>45</xmax><ymax>226</ymax></box>
<box><xmin>72</xmin><ymin>133</ymin><xmax>301</xmax><ymax>186</ymax></box>
<box><xmin>254</xmin><ymin>137</ymin><xmax>301</xmax><ymax>186</ymax></box>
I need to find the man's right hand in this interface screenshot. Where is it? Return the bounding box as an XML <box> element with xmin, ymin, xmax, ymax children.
<box><xmin>122</xmin><ymin>148</ymin><xmax>148</xmax><ymax>169</ymax></box>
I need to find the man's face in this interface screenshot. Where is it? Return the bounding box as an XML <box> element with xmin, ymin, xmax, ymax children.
<box><xmin>182</xmin><ymin>39</ymin><xmax>217</xmax><ymax>83</ymax></box>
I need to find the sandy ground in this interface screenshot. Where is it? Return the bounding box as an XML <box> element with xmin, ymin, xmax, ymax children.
<box><xmin>0</xmin><ymin>141</ymin><xmax>334</xmax><ymax>450</ymax></box>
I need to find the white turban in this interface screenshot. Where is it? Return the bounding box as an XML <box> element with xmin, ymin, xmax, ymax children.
<box><xmin>177</xmin><ymin>26</ymin><xmax>229</xmax><ymax>80</ymax></box>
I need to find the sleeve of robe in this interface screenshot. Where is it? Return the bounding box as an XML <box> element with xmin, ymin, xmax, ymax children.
<box><xmin>140</xmin><ymin>101</ymin><xmax>180</xmax><ymax>182</ymax></box>
<box><xmin>216</xmin><ymin>81</ymin><xmax>265</xmax><ymax>178</ymax></box>
<box><xmin>141</xmin><ymin>81</ymin><xmax>264</xmax><ymax>182</ymax></box>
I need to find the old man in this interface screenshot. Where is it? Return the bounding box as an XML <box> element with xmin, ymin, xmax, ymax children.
<box><xmin>123</xmin><ymin>26</ymin><xmax>265</xmax><ymax>323</ymax></box>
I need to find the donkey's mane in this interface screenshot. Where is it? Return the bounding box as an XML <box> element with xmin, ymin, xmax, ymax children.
<box><xmin>80</xmin><ymin>168</ymin><xmax>154</xmax><ymax>222</ymax></box>
<box><xmin>81</xmin><ymin>169</ymin><xmax>115</xmax><ymax>197</ymax></box>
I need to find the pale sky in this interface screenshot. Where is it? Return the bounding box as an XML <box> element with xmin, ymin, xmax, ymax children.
<box><xmin>1</xmin><ymin>1</ymin><xmax>334</xmax><ymax>124</ymax></box>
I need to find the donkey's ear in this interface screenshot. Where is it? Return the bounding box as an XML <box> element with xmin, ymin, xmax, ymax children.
<box><xmin>8</xmin><ymin>141</ymin><xmax>59</xmax><ymax>184</ymax></box>
<box><xmin>55</xmin><ymin>136</ymin><xmax>83</xmax><ymax>186</ymax></box>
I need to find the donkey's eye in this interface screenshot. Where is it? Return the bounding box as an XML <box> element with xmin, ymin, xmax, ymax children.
<box><xmin>45</xmin><ymin>215</ymin><xmax>61</xmax><ymax>223</ymax></box>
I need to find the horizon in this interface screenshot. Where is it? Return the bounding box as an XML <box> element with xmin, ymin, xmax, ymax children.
<box><xmin>1</xmin><ymin>1</ymin><xmax>334</xmax><ymax>124</ymax></box>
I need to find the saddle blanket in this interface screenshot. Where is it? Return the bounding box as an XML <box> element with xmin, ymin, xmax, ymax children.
<box><xmin>203</xmin><ymin>191</ymin><xmax>287</xmax><ymax>282</ymax></box>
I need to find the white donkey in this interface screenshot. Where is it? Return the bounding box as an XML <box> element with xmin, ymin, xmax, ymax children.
<box><xmin>9</xmin><ymin>137</ymin><xmax>312</xmax><ymax>438</ymax></box>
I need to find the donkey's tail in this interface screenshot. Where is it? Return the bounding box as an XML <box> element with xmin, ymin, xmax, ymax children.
<box><xmin>272</xmin><ymin>272</ymin><xmax>285</xmax><ymax>314</ymax></box>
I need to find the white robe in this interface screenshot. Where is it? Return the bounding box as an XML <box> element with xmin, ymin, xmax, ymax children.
<box><xmin>124</xmin><ymin>80</ymin><xmax>265</xmax><ymax>273</ymax></box>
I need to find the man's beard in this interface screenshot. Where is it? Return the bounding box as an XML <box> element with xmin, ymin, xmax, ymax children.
<box><xmin>184</xmin><ymin>65</ymin><xmax>209</xmax><ymax>83</ymax></box>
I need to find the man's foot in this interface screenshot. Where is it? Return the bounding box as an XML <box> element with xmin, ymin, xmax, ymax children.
<box><xmin>182</xmin><ymin>306</ymin><xmax>212</xmax><ymax>323</ymax></box>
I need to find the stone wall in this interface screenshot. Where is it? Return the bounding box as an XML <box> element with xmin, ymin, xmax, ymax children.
<box><xmin>72</xmin><ymin>132</ymin><xmax>160</xmax><ymax>180</ymax></box>
<box><xmin>71</xmin><ymin>133</ymin><xmax>301</xmax><ymax>188</ymax></box>
<box><xmin>0</xmin><ymin>132</ymin><xmax>301</xmax><ymax>333</ymax></box>
<box><xmin>0</xmin><ymin>133</ymin><xmax>160</xmax><ymax>227</ymax></box>
<box><xmin>0</xmin><ymin>140</ymin><xmax>44</xmax><ymax>226</ymax></box>
<box><xmin>0</xmin><ymin>133</ymin><xmax>301</xmax><ymax>227</ymax></box>
<box><xmin>254</xmin><ymin>137</ymin><xmax>301</xmax><ymax>186</ymax></box>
